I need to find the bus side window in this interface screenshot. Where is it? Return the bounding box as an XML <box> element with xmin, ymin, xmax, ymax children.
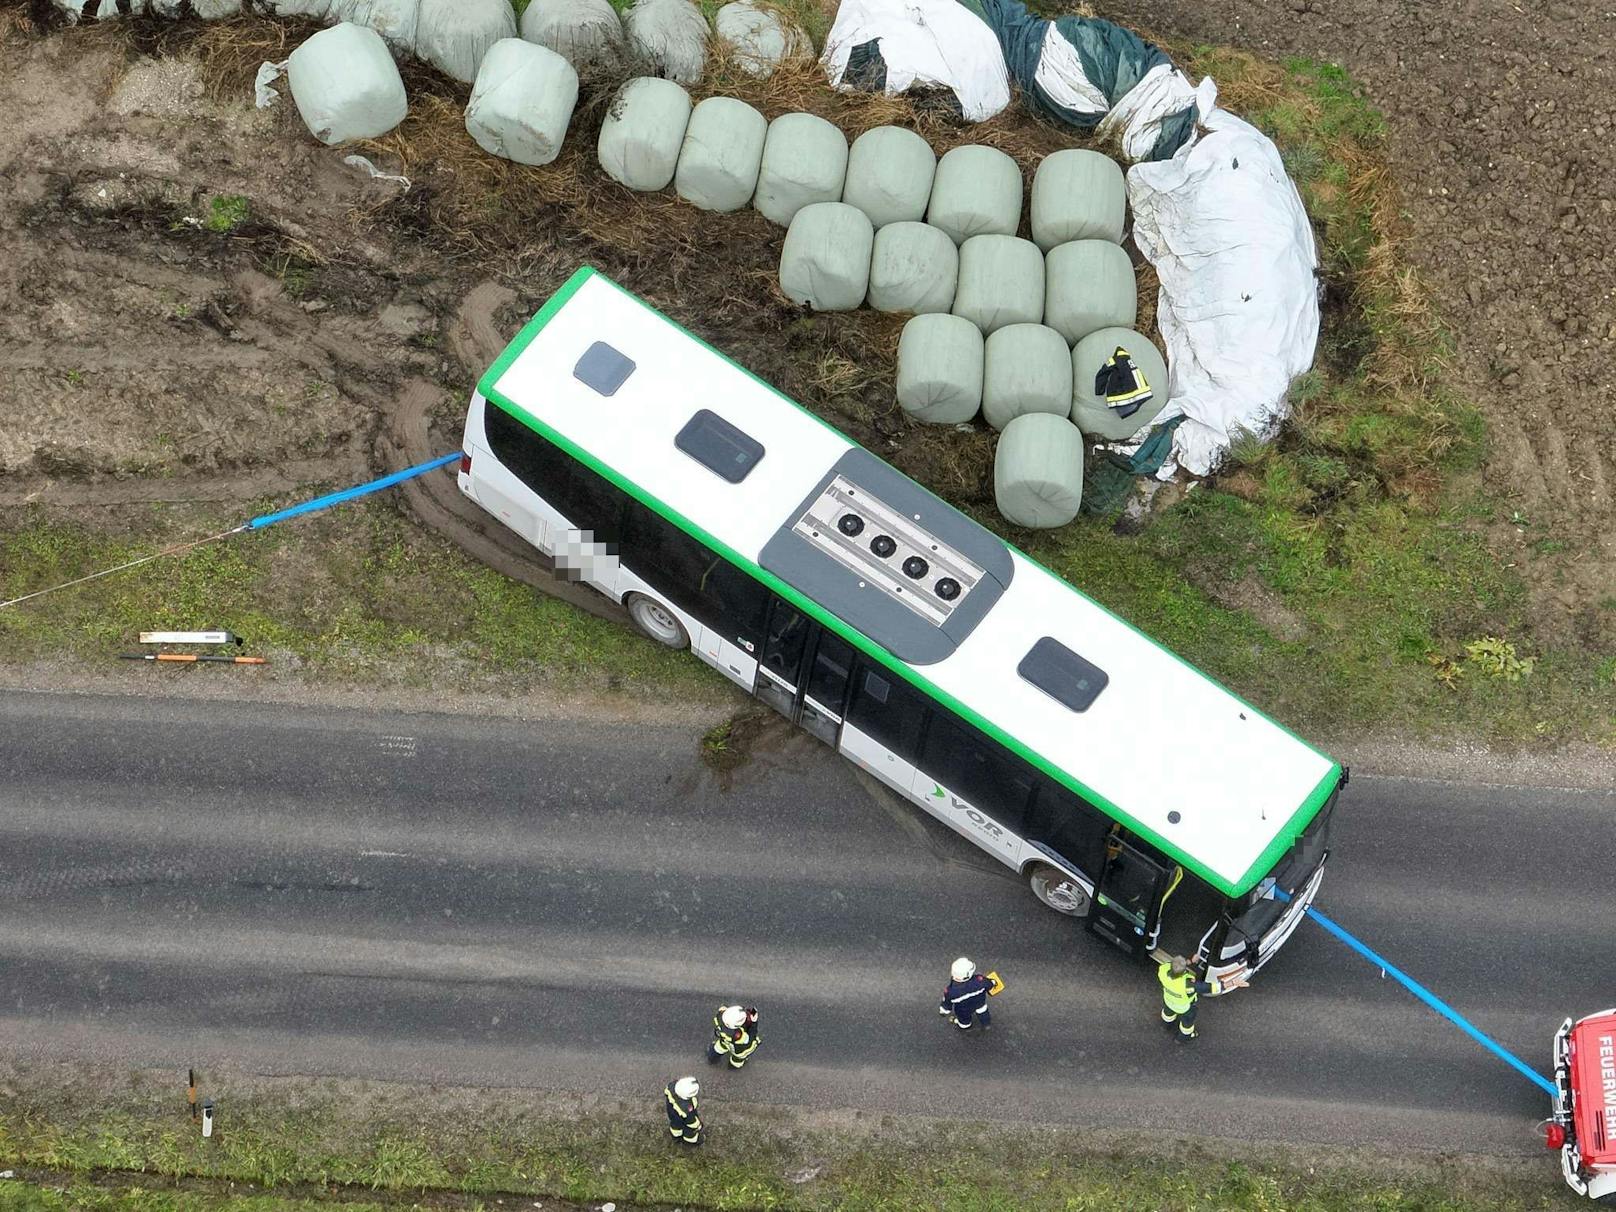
<box><xmin>920</xmin><ymin>711</ymin><xmax>1034</xmax><ymax>835</ymax></box>
<box><xmin>486</xmin><ymin>405</ymin><xmax>626</xmax><ymax>542</ymax></box>
<box><xmin>621</xmin><ymin>502</ymin><xmax>767</xmax><ymax>645</ymax></box>
<box><xmin>845</xmin><ymin>660</ymin><xmax>927</xmax><ymax>765</ymax></box>
<box><xmin>1027</xmin><ymin>780</ymin><xmax>1110</xmax><ymax>877</ymax></box>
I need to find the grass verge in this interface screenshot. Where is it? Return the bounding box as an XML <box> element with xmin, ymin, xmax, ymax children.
<box><xmin>0</xmin><ymin>1068</ymin><xmax>1578</xmax><ymax>1211</ymax></box>
<box><xmin>0</xmin><ymin>500</ymin><xmax>722</xmax><ymax>703</ymax></box>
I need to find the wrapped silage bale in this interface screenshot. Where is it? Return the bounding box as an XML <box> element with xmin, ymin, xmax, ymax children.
<box><xmin>952</xmin><ymin>234</ymin><xmax>1043</xmax><ymax>334</ymax></box>
<box><xmin>287</xmin><ymin>23</ymin><xmax>408</xmax><ymax>145</ymax></box>
<box><xmin>328</xmin><ymin>0</ymin><xmax>418</xmax><ymax>50</ymax></box>
<box><xmin>415</xmin><ymin>0</ymin><xmax>516</xmax><ymax>84</ymax></box>
<box><xmin>779</xmin><ymin>202</ymin><xmax>874</xmax><ymax>312</ymax></box>
<box><xmin>598</xmin><ymin>77</ymin><xmax>692</xmax><ymax>191</ymax></box>
<box><xmin>994</xmin><ymin>412</ymin><xmax>1085</xmax><ymax>529</ymax></box>
<box><xmin>625</xmin><ymin>0</ymin><xmax>710</xmax><ymax>86</ymax></box>
<box><xmin>925</xmin><ymin>145</ymin><xmax>1022</xmax><ymax>245</ymax></box>
<box><xmin>896</xmin><ymin>313</ymin><xmax>983</xmax><ymax>424</ymax></box>
<box><xmin>867</xmin><ymin>221</ymin><xmax>958</xmax><ymax>315</ymax></box>
<box><xmin>1070</xmin><ymin>327</ymin><xmax>1168</xmax><ymax>441</ymax></box>
<box><xmin>1031</xmin><ymin>148</ymin><xmax>1126</xmax><ymax>251</ymax></box>
<box><xmin>674</xmin><ymin>96</ymin><xmax>767</xmax><ymax>212</ymax></box>
<box><xmin>714</xmin><ymin>1</ymin><xmax>804</xmax><ymax>78</ymax></box>
<box><xmin>982</xmin><ymin>324</ymin><xmax>1072</xmax><ymax>431</ymax></box>
<box><xmin>190</xmin><ymin>0</ymin><xmax>243</xmax><ymax>15</ymax></box>
<box><xmin>754</xmin><ymin>113</ymin><xmax>848</xmax><ymax>228</ymax></box>
<box><xmin>841</xmin><ymin>126</ymin><xmax>935</xmax><ymax>229</ymax></box>
<box><xmin>465</xmin><ymin>39</ymin><xmax>578</xmax><ymax>167</ymax></box>
<box><xmin>260</xmin><ymin>0</ymin><xmax>331</xmax><ymax>14</ymax></box>
<box><xmin>521</xmin><ymin>0</ymin><xmax>624</xmax><ymax>73</ymax></box>
<box><xmin>1044</xmin><ymin>239</ymin><xmax>1136</xmax><ymax>345</ymax></box>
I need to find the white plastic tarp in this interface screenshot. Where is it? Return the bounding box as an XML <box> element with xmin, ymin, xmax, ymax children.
<box><xmin>821</xmin><ymin>0</ymin><xmax>1010</xmax><ymax>122</ymax></box>
<box><xmin>1124</xmin><ymin>108</ymin><xmax>1319</xmax><ymax>477</ymax></box>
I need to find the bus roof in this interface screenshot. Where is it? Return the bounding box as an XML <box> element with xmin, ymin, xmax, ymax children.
<box><xmin>480</xmin><ymin>267</ymin><xmax>1341</xmax><ymax>897</ymax></box>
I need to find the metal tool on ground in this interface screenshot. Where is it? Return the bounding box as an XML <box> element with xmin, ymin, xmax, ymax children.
<box><xmin>120</xmin><ymin>653</ymin><xmax>268</xmax><ymax>665</ymax></box>
<box><xmin>140</xmin><ymin>631</ymin><xmax>242</xmax><ymax>647</ymax></box>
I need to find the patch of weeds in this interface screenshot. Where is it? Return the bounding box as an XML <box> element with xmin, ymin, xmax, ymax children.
<box><xmin>1464</xmin><ymin>635</ymin><xmax>1535</xmax><ymax>682</ymax></box>
<box><xmin>202</xmin><ymin>194</ymin><xmax>250</xmax><ymax>234</ymax></box>
<box><xmin>62</xmin><ymin>368</ymin><xmax>85</xmax><ymax>387</ymax></box>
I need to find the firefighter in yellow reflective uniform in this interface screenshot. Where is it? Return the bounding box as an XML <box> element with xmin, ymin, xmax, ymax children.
<box><xmin>707</xmin><ymin>1005</ymin><xmax>760</xmax><ymax>1069</ymax></box>
<box><xmin>664</xmin><ymin>1076</ymin><xmax>702</xmax><ymax>1146</ymax></box>
<box><xmin>1158</xmin><ymin>955</ymin><xmax>1241</xmax><ymax>1041</ymax></box>
<box><xmin>1094</xmin><ymin>346</ymin><xmax>1154</xmax><ymax>419</ymax></box>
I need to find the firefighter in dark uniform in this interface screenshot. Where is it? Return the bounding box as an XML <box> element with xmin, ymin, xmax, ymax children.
<box><xmin>1158</xmin><ymin>955</ymin><xmax>1244</xmax><ymax>1041</ymax></box>
<box><xmin>938</xmin><ymin>956</ymin><xmax>1000</xmax><ymax>1030</ymax></box>
<box><xmin>663</xmin><ymin>1076</ymin><xmax>702</xmax><ymax>1146</ymax></box>
<box><xmin>1094</xmin><ymin>345</ymin><xmax>1154</xmax><ymax>418</ymax></box>
<box><xmin>707</xmin><ymin>1004</ymin><xmax>760</xmax><ymax>1069</ymax></box>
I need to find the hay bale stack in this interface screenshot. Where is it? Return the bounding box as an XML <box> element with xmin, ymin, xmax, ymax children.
<box><xmin>982</xmin><ymin>323</ymin><xmax>1072</xmax><ymax>431</ymax></box>
<box><xmin>841</xmin><ymin>126</ymin><xmax>936</xmax><ymax>229</ymax></box>
<box><xmin>597</xmin><ymin>76</ymin><xmax>693</xmax><ymax>191</ymax></box>
<box><xmin>416</xmin><ymin>0</ymin><xmax>517</xmax><ymax>83</ymax></box>
<box><xmin>896</xmin><ymin>313</ymin><xmax>984</xmax><ymax>424</ymax></box>
<box><xmin>625</xmin><ymin>0</ymin><xmax>710</xmax><ymax>85</ymax></box>
<box><xmin>674</xmin><ymin>96</ymin><xmax>767</xmax><ymax>212</ymax></box>
<box><xmin>754</xmin><ymin>113</ymin><xmax>849</xmax><ymax>227</ymax></box>
<box><xmin>952</xmin><ymin>234</ymin><xmax>1043</xmax><ymax>334</ymax></box>
<box><xmin>779</xmin><ymin>202</ymin><xmax>875</xmax><ymax>312</ymax></box>
<box><xmin>867</xmin><ymin>221</ymin><xmax>958</xmax><ymax>315</ymax></box>
<box><xmin>464</xmin><ymin>39</ymin><xmax>578</xmax><ymax>167</ymax></box>
<box><xmin>994</xmin><ymin>412</ymin><xmax>1085</xmax><ymax>528</ymax></box>
<box><xmin>520</xmin><ymin>0</ymin><xmax>625</xmax><ymax>73</ymax></box>
<box><xmin>327</xmin><ymin>0</ymin><xmax>418</xmax><ymax>50</ymax></box>
<box><xmin>1044</xmin><ymin>239</ymin><xmax>1136</xmax><ymax>345</ymax></box>
<box><xmin>925</xmin><ymin>145</ymin><xmax>1022</xmax><ymax>244</ymax></box>
<box><xmin>714</xmin><ymin>1</ymin><xmax>805</xmax><ymax>78</ymax></box>
<box><xmin>287</xmin><ymin>23</ymin><xmax>408</xmax><ymax>145</ymax></box>
<box><xmin>1031</xmin><ymin>149</ymin><xmax>1127</xmax><ymax>250</ymax></box>
<box><xmin>1070</xmin><ymin>327</ymin><xmax>1168</xmax><ymax>441</ymax></box>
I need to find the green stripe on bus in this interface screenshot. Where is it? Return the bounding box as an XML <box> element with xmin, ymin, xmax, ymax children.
<box><xmin>478</xmin><ymin>267</ymin><xmax>1338</xmax><ymax>898</ymax></box>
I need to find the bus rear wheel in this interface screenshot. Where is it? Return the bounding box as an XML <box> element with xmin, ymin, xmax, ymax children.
<box><xmin>626</xmin><ymin>593</ymin><xmax>689</xmax><ymax>650</ymax></box>
<box><xmin>1028</xmin><ymin>863</ymin><xmax>1091</xmax><ymax>917</ymax></box>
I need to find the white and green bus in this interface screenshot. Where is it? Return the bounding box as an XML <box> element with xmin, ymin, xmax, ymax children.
<box><xmin>458</xmin><ymin>266</ymin><xmax>1345</xmax><ymax>983</ymax></box>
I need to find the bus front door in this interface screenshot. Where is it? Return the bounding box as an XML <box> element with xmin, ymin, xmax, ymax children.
<box><xmin>753</xmin><ymin>601</ymin><xmax>854</xmax><ymax>747</ymax></box>
<box><xmin>1088</xmin><ymin>838</ymin><xmax>1171</xmax><ymax>956</ymax></box>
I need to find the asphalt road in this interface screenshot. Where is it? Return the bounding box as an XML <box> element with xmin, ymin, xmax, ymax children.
<box><xmin>1</xmin><ymin>690</ymin><xmax>1610</xmax><ymax>1154</ymax></box>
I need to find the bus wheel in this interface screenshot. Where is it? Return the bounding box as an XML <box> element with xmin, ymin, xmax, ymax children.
<box><xmin>626</xmin><ymin>593</ymin><xmax>689</xmax><ymax>649</ymax></box>
<box><xmin>1028</xmin><ymin>863</ymin><xmax>1091</xmax><ymax>917</ymax></box>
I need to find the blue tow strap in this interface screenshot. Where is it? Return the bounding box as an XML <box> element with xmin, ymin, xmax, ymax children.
<box><xmin>1282</xmin><ymin>893</ymin><xmax>1556</xmax><ymax>1096</ymax></box>
<box><xmin>244</xmin><ymin>452</ymin><xmax>459</xmax><ymax>531</ymax></box>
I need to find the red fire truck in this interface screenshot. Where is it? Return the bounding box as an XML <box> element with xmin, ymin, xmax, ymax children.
<box><xmin>1549</xmin><ymin>1008</ymin><xmax>1616</xmax><ymax>1202</ymax></box>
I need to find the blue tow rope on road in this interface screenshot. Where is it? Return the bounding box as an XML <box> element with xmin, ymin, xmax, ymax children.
<box><xmin>244</xmin><ymin>452</ymin><xmax>460</xmax><ymax>531</ymax></box>
<box><xmin>1282</xmin><ymin>892</ymin><xmax>1557</xmax><ymax>1096</ymax></box>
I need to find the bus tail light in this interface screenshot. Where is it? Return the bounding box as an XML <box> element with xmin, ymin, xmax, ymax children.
<box><xmin>459</xmin><ymin>451</ymin><xmax>472</xmax><ymax>476</ymax></box>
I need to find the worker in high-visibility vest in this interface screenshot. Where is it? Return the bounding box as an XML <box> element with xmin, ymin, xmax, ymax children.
<box><xmin>707</xmin><ymin>1004</ymin><xmax>760</xmax><ymax>1069</ymax></box>
<box><xmin>663</xmin><ymin>1076</ymin><xmax>702</xmax><ymax>1146</ymax></box>
<box><xmin>1158</xmin><ymin>955</ymin><xmax>1244</xmax><ymax>1041</ymax></box>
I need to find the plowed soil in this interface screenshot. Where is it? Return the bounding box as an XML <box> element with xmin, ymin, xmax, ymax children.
<box><xmin>1</xmin><ymin>0</ymin><xmax>1611</xmax><ymax>647</ymax></box>
<box><xmin>1105</xmin><ymin>0</ymin><xmax>1616</xmax><ymax>640</ymax></box>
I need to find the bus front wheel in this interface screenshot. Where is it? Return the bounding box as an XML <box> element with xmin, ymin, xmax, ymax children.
<box><xmin>626</xmin><ymin>593</ymin><xmax>689</xmax><ymax>650</ymax></box>
<box><xmin>1028</xmin><ymin>863</ymin><xmax>1091</xmax><ymax>917</ymax></box>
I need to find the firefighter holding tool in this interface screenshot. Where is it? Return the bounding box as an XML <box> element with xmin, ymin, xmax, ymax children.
<box><xmin>939</xmin><ymin>957</ymin><xmax>1005</xmax><ymax>1030</ymax></box>
<box><xmin>1158</xmin><ymin>955</ymin><xmax>1247</xmax><ymax>1042</ymax></box>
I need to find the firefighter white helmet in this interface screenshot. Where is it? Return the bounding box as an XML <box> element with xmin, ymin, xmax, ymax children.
<box><xmin>951</xmin><ymin>957</ymin><xmax>976</xmax><ymax>982</ymax></box>
<box><xmin>721</xmin><ymin>1005</ymin><xmax>747</xmax><ymax>1030</ymax></box>
<box><xmin>673</xmin><ymin>1077</ymin><xmax>699</xmax><ymax>1100</ymax></box>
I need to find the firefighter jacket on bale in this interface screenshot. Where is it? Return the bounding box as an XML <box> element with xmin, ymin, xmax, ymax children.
<box><xmin>940</xmin><ymin>974</ymin><xmax>993</xmax><ymax>1027</ymax></box>
<box><xmin>663</xmin><ymin>1083</ymin><xmax>701</xmax><ymax>1144</ymax></box>
<box><xmin>710</xmin><ymin>1006</ymin><xmax>760</xmax><ymax>1068</ymax></box>
<box><xmin>1094</xmin><ymin>346</ymin><xmax>1154</xmax><ymax>418</ymax></box>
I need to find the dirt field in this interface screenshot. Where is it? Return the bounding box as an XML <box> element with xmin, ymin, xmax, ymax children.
<box><xmin>1105</xmin><ymin>0</ymin><xmax>1616</xmax><ymax>644</ymax></box>
<box><xmin>0</xmin><ymin>1</ymin><xmax>1610</xmax><ymax>735</ymax></box>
